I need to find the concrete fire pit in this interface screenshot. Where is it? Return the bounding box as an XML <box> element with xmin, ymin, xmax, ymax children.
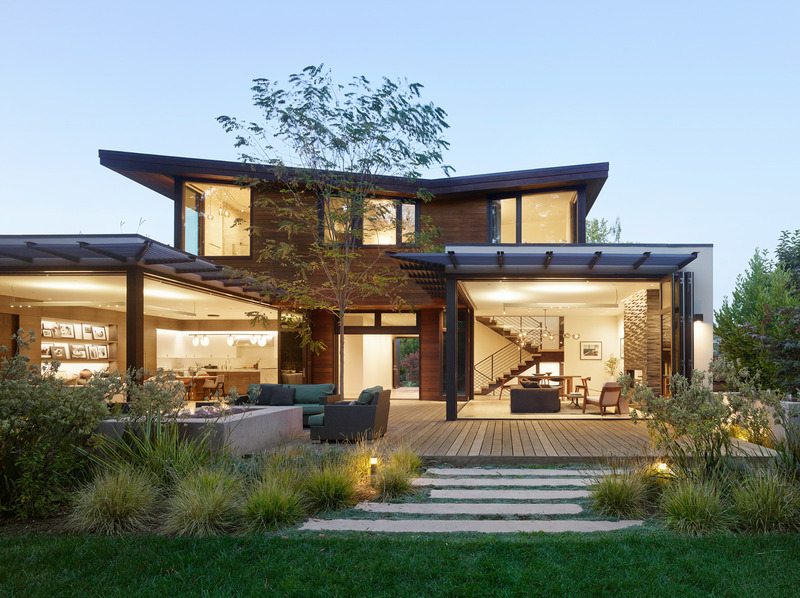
<box><xmin>96</xmin><ymin>405</ymin><xmax>303</xmax><ymax>456</ymax></box>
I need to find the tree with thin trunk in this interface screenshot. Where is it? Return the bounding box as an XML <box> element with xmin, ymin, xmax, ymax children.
<box><xmin>218</xmin><ymin>65</ymin><xmax>451</xmax><ymax>394</ymax></box>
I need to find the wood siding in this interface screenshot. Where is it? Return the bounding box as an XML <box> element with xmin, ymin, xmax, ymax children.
<box><xmin>419</xmin><ymin>308</ymin><xmax>443</xmax><ymax>401</ymax></box>
<box><xmin>308</xmin><ymin>310</ymin><xmax>335</xmax><ymax>385</ymax></box>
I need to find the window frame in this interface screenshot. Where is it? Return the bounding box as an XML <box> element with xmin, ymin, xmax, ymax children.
<box><xmin>176</xmin><ymin>177</ymin><xmax>254</xmax><ymax>258</ymax></box>
<box><xmin>486</xmin><ymin>185</ymin><xmax>587</xmax><ymax>244</ymax></box>
<box><xmin>318</xmin><ymin>195</ymin><xmax>421</xmax><ymax>247</ymax></box>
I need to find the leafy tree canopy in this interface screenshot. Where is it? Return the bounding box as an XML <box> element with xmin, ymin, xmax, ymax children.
<box><xmin>586</xmin><ymin>217</ymin><xmax>622</xmax><ymax>242</ymax></box>
<box><xmin>218</xmin><ymin>65</ymin><xmax>452</xmax><ymax>391</ymax></box>
<box><xmin>715</xmin><ymin>232</ymin><xmax>800</xmax><ymax>394</ymax></box>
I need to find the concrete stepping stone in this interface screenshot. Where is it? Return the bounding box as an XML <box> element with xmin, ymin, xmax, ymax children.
<box><xmin>431</xmin><ymin>489</ymin><xmax>589</xmax><ymax>500</ymax></box>
<box><xmin>301</xmin><ymin>518</ymin><xmax>642</xmax><ymax>533</ymax></box>
<box><xmin>426</xmin><ymin>468</ymin><xmax>605</xmax><ymax>477</ymax></box>
<box><xmin>413</xmin><ymin>477</ymin><xmax>590</xmax><ymax>487</ymax></box>
<box><xmin>430</xmin><ymin>489</ymin><xmax>590</xmax><ymax>500</ymax></box>
<box><xmin>355</xmin><ymin>502</ymin><xmax>583</xmax><ymax>515</ymax></box>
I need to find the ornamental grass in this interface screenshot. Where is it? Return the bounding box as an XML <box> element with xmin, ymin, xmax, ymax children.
<box><xmin>661</xmin><ymin>478</ymin><xmax>732</xmax><ymax>536</ymax></box>
<box><xmin>68</xmin><ymin>466</ymin><xmax>159</xmax><ymax>535</ymax></box>
<box><xmin>241</xmin><ymin>478</ymin><xmax>307</xmax><ymax>532</ymax></box>
<box><xmin>164</xmin><ymin>468</ymin><xmax>242</xmax><ymax>537</ymax></box>
<box><xmin>730</xmin><ymin>469</ymin><xmax>800</xmax><ymax>534</ymax></box>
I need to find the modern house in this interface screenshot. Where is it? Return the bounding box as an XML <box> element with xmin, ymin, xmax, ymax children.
<box><xmin>0</xmin><ymin>150</ymin><xmax>712</xmax><ymax>421</ymax></box>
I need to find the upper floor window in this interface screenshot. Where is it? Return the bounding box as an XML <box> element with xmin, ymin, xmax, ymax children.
<box><xmin>183</xmin><ymin>182</ymin><xmax>251</xmax><ymax>256</ymax></box>
<box><xmin>490</xmin><ymin>190</ymin><xmax>577</xmax><ymax>244</ymax></box>
<box><xmin>322</xmin><ymin>197</ymin><xmax>418</xmax><ymax>246</ymax></box>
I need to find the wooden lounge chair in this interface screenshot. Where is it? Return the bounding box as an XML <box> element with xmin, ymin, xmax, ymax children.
<box><xmin>582</xmin><ymin>382</ymin><xmax>622</xmax><ymax>415</ymax></box>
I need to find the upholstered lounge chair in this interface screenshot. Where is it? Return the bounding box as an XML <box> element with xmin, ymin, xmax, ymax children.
<box><xmin>582</xmin><ymin>382</ymin><xmax>622</xmax><ymax>415</ymax></box>
<box><xmin>309</xmin><ymin>389</ymin><xmax>391</xmax><ymax>441</ymax></box>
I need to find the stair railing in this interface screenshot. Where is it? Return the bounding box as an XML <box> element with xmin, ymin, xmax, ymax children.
<box><xmin>473</xmin><ymin>341</ymin><xmax>536</xmax><ymax>393</ymax></box>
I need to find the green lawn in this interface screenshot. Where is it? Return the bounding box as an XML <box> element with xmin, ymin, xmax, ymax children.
<box><xmin>2</xmin><ymin>530</ymin><xmax>798</xmax><ymax>597</ymax></box>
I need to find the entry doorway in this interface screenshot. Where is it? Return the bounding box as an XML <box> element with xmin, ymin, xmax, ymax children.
<box><xmin>393</xmin><ymin>336</ymin><xmax>420</xmax><ymax>399</ymax></box>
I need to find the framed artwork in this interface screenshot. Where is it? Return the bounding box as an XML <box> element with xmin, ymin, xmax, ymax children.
<box><xmin>580</xmin><ymin>341</ymin><xmax>602</xmax><ymax>360</ymax></box>
<box><xmin>92</xmin><ymin>326</ymin><xmax>107</xmax><ymax>340</ymax></box>
<box><xmin>41</xmin><ymin>344</ymin><xmax>52</xmax><ymax>358</ymax></box>
<box><xmin>83</xmin><ymin>324</ymin><xmax>94</xmax><ymax>338</ymax></box>
<box><xmin>88</xmin><ymin>345</ymin><xmax>99</xmax><ymax>359</ymax></box>
<box><xmin>41</xmin><ymin>326</ymin><xmax>53</xmax><ymax>338</ymax></box>
<box><xmin>70</xmin><ymin>344</ymin><xmax>87</xmax><ymax>359</ymax></box>
<box><xmin>51</xmin><ymin>345</ymin><xmax>68</xmax><ymax>359</ymax></box>
<box><xmin>96</xmin><ymin>345</ymin><xmax>108</xmax><ymax>359</ymax></box>
<box><xmin>59</xmin><ymin>323</ymin><xmax>75</xmax><ymax>339</ymax></box>
<box><xmin>620</xmin><ymin>338</ymin><xmax>625</xmax><ymax>360</ymax></box>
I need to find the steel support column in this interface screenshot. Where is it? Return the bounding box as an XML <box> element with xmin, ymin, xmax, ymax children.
<box><xmin>445</xmin><ymin>277</ymin><xmax>458</xmax><ymax>421</ymax></box>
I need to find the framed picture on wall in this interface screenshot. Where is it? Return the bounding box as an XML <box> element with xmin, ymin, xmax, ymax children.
<box><xmin>70</xmin><ymin>344</ymin><xmax>87</xmax><ymax>359</ymax></box>
<box><xmin>59</xmin><ymin>323</ymin><xmax>75</xmax><ymax>339</ymax></box>
<box><xmin>88</xmin><ymin>345</ymin><xmax>99</xmax><ymax>360</ymax></box>
<box><xmin>51</xmin><ymin>345</ymin><xmax>68</xmax><ymax>360</ymax></box>
<box><xmin>620</xmin><ymin>338</ymin><xmax>625</xmax><ymax>360</ymax></box>
<box><xmin>41</xmin><ymin>326</ymin><xmax>53</xmax><ymax>338</ymax></box>
<box><xmin>96</xmin><ymin>345</ymin><xmax>108</xmax><ymax>359</ymax></box>
<box><xmin>83</xmin><ymin>324</ymin><xmax>94</xmax><ymax>338</ymax></box>
<box><xmin>41</xmin><ymin>344</ymin><xmax>52</xmax><ymax>358</ymax></box>
<box><xmin>92</xmin><ymin>326</ymin><xmax>107</xmax><ymax>340</ymax></box>
<box><xmin>580</xmin><ymin>341</ymin><xmax>602</xmax><ymax>360</ymax></box>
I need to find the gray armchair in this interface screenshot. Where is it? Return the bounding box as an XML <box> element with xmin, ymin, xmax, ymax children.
<box><xmin>309</xmin><ymin>389</ymin><xmax>391</xmax><ymax>441</ymax></box>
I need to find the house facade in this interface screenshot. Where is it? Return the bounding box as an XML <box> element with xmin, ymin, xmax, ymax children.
<box><xmin>0</xmin><ymin>150</ymin><xmax>712</xmax><ymax>421</ymax></box>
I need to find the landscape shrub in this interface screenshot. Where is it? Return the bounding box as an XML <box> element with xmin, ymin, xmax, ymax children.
<box><xmin>730</xmin><ymin>469</ymin><xmax>800</xmax><ymax>534</ymax></box>
<box><xmin>68</xmin><ymin>466</ymin><xmax>159</xmax><ymax>535</ymax></box>
<box><xmin>661</xmin><ymin>478</ymin><xmax>732</xmax><ymax>536</ymax></box>
<box><xmin>630</xmin><ymin>364</ymin><xmax>776</xmax><ymax>480</ymax></box>
<box><xmin>0</xmin><ymin>331</ymin><xmax>108</xmax><ymax>518</ymax></box>
<box><xmin>164</xmin><ymin>468</ymin><xmax>242</xmax><ymax>536</ymax></box>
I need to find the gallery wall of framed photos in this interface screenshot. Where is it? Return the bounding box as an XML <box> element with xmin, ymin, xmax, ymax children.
<box><xmin>40</xmin><ymin>319</ymin><xmax>117</xmax><ymax>366</ymax></box>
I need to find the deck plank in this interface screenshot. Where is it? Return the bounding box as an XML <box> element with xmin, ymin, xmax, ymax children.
<box><xmin>381</xmin><ymin>400</ymin><xmax>666</xmax><ymax>463</ymax></box>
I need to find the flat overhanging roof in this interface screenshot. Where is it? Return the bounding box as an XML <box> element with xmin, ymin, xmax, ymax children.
<box><xmin>387</xmin><ymin>247</ymin><xmax>699</xmax><ymax>299</ymax></box>
<box><xmin>99</xmin><ymin>150</ymin><xmax>609</xmax><ymax>212</ymax></box>
<box><xmin>0</xmin><ymin>235</ymin><xmax>267</xmax><ymax>297</ymax></box>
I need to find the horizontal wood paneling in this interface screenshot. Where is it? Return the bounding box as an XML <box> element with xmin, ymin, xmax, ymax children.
<box><xmin>423</xmin><ymin>193</ymin><xmax>487</xmax><ymax>244</ymax></box>
<box><xmin>419</xmin><ymin>308</ymin><xmax>443</xmax><ymax>401</ymax></box>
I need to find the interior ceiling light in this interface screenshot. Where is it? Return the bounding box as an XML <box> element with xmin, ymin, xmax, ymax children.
<box><xmin>227</xmin><ymin>335</ymin><xmax>234</xmax><ymax>346</ymax></box>
<box><xmin>250</xmin><ymin>335</ymin><xmax>258</xmax><ymax>344</ymax></box>
<box><xmin>257</xmin><ymin>335</ymin><xmax>267</xmax><ymax>347</ymax></box>
<box><xmin>192</xmin><ymin>335</ymin><xmax>200</xmax><ymax>347</ymax></box>
<box><xmin>200</xmin><ymin>335</ymin><xmax>210</xmax><ymax>346</ymax></box>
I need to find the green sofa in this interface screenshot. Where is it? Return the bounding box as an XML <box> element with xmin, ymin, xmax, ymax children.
<box><xmin>243</xmin><ymin>383</ymin><xmax>339</xmax><ymax>427</ymax></box>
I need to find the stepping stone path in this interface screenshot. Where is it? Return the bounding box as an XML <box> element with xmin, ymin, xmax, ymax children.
<box><xmin>301</xmin><ymin>467</ymin><xmax>643</xmax><ymax>534</ymax></box>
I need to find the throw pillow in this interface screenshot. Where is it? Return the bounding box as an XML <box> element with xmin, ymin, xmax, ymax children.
<box><xmin>255</xmin><ymin>385</ymin><xmax>273</xmax><ymax>406</ymax></box>
<box><xmin>520</xmin><ymin>380</ymin><xmax>540</xmax><ymax>389</ymax></box>
<box><xmin>356</xmin><ymin>386</ymin><xmax>382</xmax><ymax>405</ymax></box>
<box><xmin>270</xmin><ymin>386</ymin><xmax>296</xmax><ymax>406</ymax></box>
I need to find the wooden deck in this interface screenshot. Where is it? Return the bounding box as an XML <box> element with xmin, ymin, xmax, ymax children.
<box><xmin>382</xmin><ymin>400</ymin><xmax>772</xmax><ymax>465</ymax></box>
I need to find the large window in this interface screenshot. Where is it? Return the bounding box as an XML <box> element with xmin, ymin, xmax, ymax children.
<box><xmin>490</xmin><ymin>190</ymin><xmax>577</xmax><ymax>244</ymax></box>
<box><xmin>322</xmin><ymin>197</ymin><xmax>418</xmax><ymax>246</ymax></box>
<box><xmin>183</xmin><ymin>182</ymin><xmax>251</xmax><ymax>256</ymax></box>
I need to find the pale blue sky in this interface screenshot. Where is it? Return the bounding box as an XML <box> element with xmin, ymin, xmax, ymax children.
<box><xmin>1</xmin><ymin>0</ymin><xmax>798</xmax><ymax>309</ymax></box>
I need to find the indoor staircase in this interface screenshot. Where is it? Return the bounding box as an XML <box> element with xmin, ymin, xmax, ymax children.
<box><xmin>474</xmin><ymin>316</ymin><xmax>544</xmax><ymax>395</ymax></box>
